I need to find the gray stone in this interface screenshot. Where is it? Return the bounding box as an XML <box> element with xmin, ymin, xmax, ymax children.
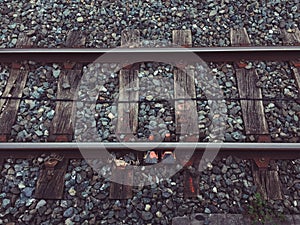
<box><xmin>63</xmin><ymin>207</ymin><xmax>75</xmax><ymax>218</ymax></box>
<box><xmin>141</xmin><ymin>211</ymin><xmax>153</xmax><ymax>221</ymax></box>
<box><xmin>23</xmin><ymin>187</ymin><xmax>34</xmax><ymax>197</ymax></box>
<box><xmin>36</xmin><ymin>200</ymin><xmax>47</xmax><ymax>209</ymax></box>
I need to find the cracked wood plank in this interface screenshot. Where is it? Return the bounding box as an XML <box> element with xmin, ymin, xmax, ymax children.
<box><xmin>116</xmin><ymin>29</ymin><xmax>140</xmax><ymax>141</ymax></box>
<box><xmin>49</xmin><ymin>31</ymin><xmax>85</xmax><ymax>141</ymax></box>
<box><xmin>235</xmin><ymin>69</ymin><xmax>269</xmax><ymax>135</ymax></box>
<box><xmin>116</xmin><ymin>69</ymin><xmax>139</xmax><ymax>140</ymax></box>
<box><xmin>252</xmin><ymin>161</ymin><xmax>283</xmax><ymax>200</ymax></box>
<box><xmin>172</xmin><ymin>30</ymin><xmax>192</xmax><ymax>47</ymax></box>
<box><xmin>174</xmin><ymin>68</ymin><xmax>198</xmax><ymax>137</ymax></box>
<box><xmin>173</xmin><ymin>30</ymin><xmax>198</xmax><ymax>141</ymax></box>
<box><xmin>0</xmin><ymin>34</ymin><xmax>32</xmax><ymax>141</ymax></box>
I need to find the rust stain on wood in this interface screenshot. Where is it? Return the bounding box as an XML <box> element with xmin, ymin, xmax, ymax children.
<box><xmin>35</xmin><ymin>155</ymin><xmax>67</xmax><ymax>199</ymax></box>
<box><xmin>183</xmin><ymin>170</ymin><xmax>199</xmax><ymax>198</ymax></box>
<box><xmin>183</xmin><ymin>151</ymin><xmax>202</xmax><ymax>198</ymax></box>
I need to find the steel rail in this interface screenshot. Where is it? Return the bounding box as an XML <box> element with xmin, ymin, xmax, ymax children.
<box><xmin>0</xmin><ymin>143</ymin><xmax>299</xmax><ymax>159</ymax></box>
<box><xmin>0</xmin><ymin>46</ymin><xmax>299</xmax><ymax>62</ymax></box>
<box><xmin>0</xmin><ymin>142</ymin><xmax>299</xmax><ymax>150</ymax></box>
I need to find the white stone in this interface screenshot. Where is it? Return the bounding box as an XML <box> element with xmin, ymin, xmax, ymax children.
<box><xmin>77</xmin><ymin>16</ymin><xmax>84</xmax><ymax>22</ymax></box>
<box><xmin>145</xmin><ymin>204</ymin><xmax>151</xmax><ymax>211</ymax></box>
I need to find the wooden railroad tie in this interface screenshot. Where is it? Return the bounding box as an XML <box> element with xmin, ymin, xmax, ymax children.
<box><xmin>230</xmin><ymin>28</ymin><xmax>251</xmax><ymax>47</ymax></box>
<box><xmin>172</xmin><ymin>30</ymin><xmax>198</xmax><ymax>142</ymax></box>
<box><xmin>49</xmin><ymin>31</ymin><xmax>85</xmax><ymax>142</ymax></box>
<box><xmin>115</xmin><ymin>29</ymin><xmax>140</xmax><ymax>142</ymax></box>
<box><xmin>115</xmin><ymin>69</ymin><xmax>139</xmax><ymax>141</ymax></box>
<box><xmin>173</xmin><ymin>30</ymin><xmax>201</xmax><ymax>198</ymax></box>
<box><xmin>282</xmin><ymin>28</ymin><xmax>300</xmax><ymax>99</ymax></box>
<box><xmin>34</xmin><ymin>154</ymin><xmax>67</xmax><ymax>199</ymax></box>
<box><xmin>110</xmin><ymin>29</ymin><xmax>139</xmax><ymax>200</ymax></box>
<box><xmin>109</xmin><ymin>166</ymin><xmax>133</xmax><ymax>200</ymax></box>
<box><xmin>231</xmin><ymin>28</ymin><xmax>282</xmax><ymax>200</ymax></box>
<box><xmin>182</xmin><ymin>151</ymin><xmax>202</xmax><ymax>199</ymax></box>
<box><xmin>0</xmin><ymin>34</ymin><xmax>32</xmax><ymax>142</ymax></box>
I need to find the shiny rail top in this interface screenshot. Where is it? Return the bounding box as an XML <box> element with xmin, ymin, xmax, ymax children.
<box><xmin>0</xmin><ymin>143</ymin><xmax>299</xmax><ymax>150</ymax></box>
<box><xmin>0</xmin><ymin>46</ymin><xmax>299</xmax><ymax>62</ymax></box>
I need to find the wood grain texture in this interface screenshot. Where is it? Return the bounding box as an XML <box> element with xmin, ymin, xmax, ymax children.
<box><xmin>293</xmin><ymin>215</ymin><xmax>300</xmax><ymax>225</ymax></box>
<box><xmin>230</xmin><ymin>28</ymin><xmax>251</xmax><ymax>46</ymax></box>
<box><xmin>251</xmin><ymin>161</ymin><xmax>282</xmax><ymax>200</ymax></box>
<box><xmin>50</xmin><ymin>31</ymin><xmax>85</xmax><ymax>141</ymax></box>
<box><xmin>15</xmin><ymin>33</ymin><xmax>33</xmax><ymax>48</ymax></box>
<box><xmin>282</xmin><ymin>28</ymin><xmax>300</xmax><ymax>45</ymax></box>
<box><xmin>236</xmin><ymin>69</ymin><xmax>269</xmax><ymax>135</ymax></box>
<box><xmin>174</xmin><ymin>69</ymin><xmax>198</xmax><ymax>136</ymax></box>
<box><xmin>172</xmin><ymin>30</ymin><xmax>192</xmax><ymax>47</ymax></box>
<box><xmin>50</xmin><ymin>70</ymin><xmax>82</xmax><ymax>137</ymax></box>
<box><xmin>225</xmin><ymin>214</ymin><xmax>247</xmax><ymax>225</ymax></box>
<box><xmin>0</xmin><ymin>69</ymin><xmax>28</xmax><ymax>135</ymax></box>
<box><xmin>283</xmin><ymin>28</ymin><xmax>300</xmax><ymax>81</ymax></box>
<box><xmin>174</xmin><ymin>214</ymin><xmax>295</xmax><ymax>225</ymax></box>
<box><xmin>116</xmin><ymin>70</ymin><xmax>139</xmax><ymax>135</ymax></box>
<box><xmin>65</xmin><ymin>30</ymin><xmax>86</xmax><ymax>47</ymax></box>
<box><xmin>109</xmin><ymin>167</ymin><xmax>133</xmax><ymax>199</ymax></box>
<box><xmin>116</xmin><ymin>30</ymin><xmax>140</xmax><ymax>140</ymax></box>
<box><xmin>34</xmin><ymin>158</ymin><xmax>68</xmax><ymax>199</ymax></box>
<box><xmin>172</xmin><ymin>30</ymin><xmax>198</xmax><ymax>139</ymax></box>
<box><xmin>0</xmin><ymin>34</ymin><xmax>33</xmax><ymax>137</ymax></box>
<box><xmin>291</xmin><ymin>54</ymin><xmax>300</xmax><ymax>92</ymax></box>
<box><xmin>121</xmin><ymin>29</ymin><xmax>140</xmax><ymax>47</ymax></box>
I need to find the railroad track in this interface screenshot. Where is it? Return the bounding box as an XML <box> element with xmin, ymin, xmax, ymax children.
<box><xmin>0</xmin><ymin>29</ymin><xmax>299</xmax><ymax>223</ymax></box>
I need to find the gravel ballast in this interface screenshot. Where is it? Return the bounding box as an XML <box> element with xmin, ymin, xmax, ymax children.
<box><xmin>0</xmin><ymin>156</ymin><xmax>299</xmax><ymax>224</ymax></box>
<box><xmin>0</xmin><ymin>1</ymin><xmax>299</xmax><ymax>48</ymax></box>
